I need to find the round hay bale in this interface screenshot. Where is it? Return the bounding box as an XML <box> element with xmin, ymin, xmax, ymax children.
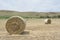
<box><xmin>44</xmin><ymin>19</ymin><xmax>51</xmax><ymax>24</ymax></box>
<box><xmin>5</xmin><ymin>16</ymin><xmax>26</xmax><ymax>34</ymax></box>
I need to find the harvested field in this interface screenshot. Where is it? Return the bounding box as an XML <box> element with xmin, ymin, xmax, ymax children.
<box><xmin>0</xmin><ymin>19</ymin><xmax>60</xmax><ymax>40</ymax></box>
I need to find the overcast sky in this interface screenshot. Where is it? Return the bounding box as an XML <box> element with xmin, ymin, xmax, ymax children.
<box><xmin>0</xmin><ymin>0</ymin><xmax>60</xmax><ymax>12</ymax></box>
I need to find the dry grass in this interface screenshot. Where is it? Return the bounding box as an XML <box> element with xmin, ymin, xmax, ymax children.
<box><xmin>0</xmin><ymin>19</ymin><xmax>60</xmax><ymax>40</ymax></box>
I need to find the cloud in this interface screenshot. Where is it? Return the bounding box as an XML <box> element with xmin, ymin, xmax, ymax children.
<box><xmin>0</xmin><ymin>0</ymin><xmax>60</xmax><ymax>12</ymax></box>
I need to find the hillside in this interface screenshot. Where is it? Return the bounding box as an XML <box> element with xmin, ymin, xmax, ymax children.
<box><xmin>0</xmin><ymin>10</ymin><xmax>60</xmax><ymax>18</ymax></box>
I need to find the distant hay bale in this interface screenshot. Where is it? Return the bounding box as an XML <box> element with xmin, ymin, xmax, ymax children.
<box><xmin>44</xmin><ymin>19</ymin><xmax>51</xmax><ymax>24</ymax></box>
<box><xmin>5</xmin><ymin>16</ymin><xmax>26</xmax><ymax>34</ymax></box>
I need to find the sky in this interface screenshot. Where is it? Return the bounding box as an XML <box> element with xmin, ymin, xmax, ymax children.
<box><xmin>0</xmin><ymin>0</ymin><xmax>60</xmax><ymax>12</ymax></box>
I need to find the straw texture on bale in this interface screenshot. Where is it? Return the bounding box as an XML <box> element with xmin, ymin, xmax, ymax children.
<box><xmin>5</xmin><ymin>16</ymin><xmax>26</xmax><ymax>34</ymax></box>
<box><xmin>45</xmin><ymin>19</ymin><xmax>51</xmax><ymax>24</ymax></box>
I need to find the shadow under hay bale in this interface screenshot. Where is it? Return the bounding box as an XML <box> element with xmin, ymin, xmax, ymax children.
<box><xmin>20</xmin><ymin>31</ymin><xmax>29</xmax><ymax>35</ymax></box>
<box><xmin>5</xmin><ymin>16</ymin><xmax>26</xmax><ymax>35</ymax></box>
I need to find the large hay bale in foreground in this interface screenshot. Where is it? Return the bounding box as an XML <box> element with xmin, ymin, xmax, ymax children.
<box><xmin>5</xmin><ymin>16</ymin><xmax>26</xmax><ymax>34</ymax></box>
<box><xmin>44</xmin><ymin>19</ymin><xmax>51</xmax><ymax>24</ymax></box>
